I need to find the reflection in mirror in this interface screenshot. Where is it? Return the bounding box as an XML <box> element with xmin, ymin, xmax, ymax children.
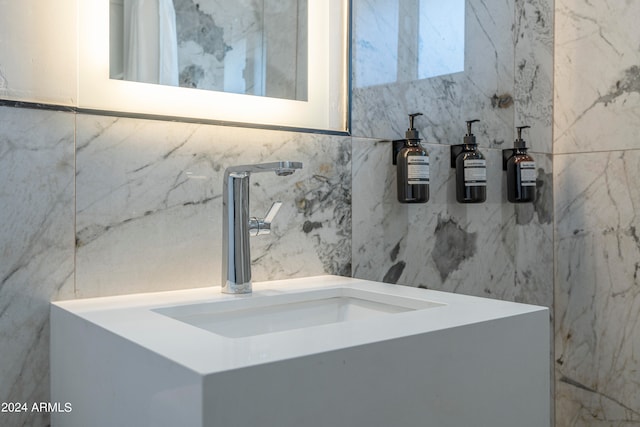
<box><xmin>109</xmin><ymin>0</ymin><xmax>308</xmax><ymax>101</ymax></box>
<box><xmin>82</xmin><ymin>0</ymin><xmax>348</xmax><ymax>132</ymax></box>
<box><xmin>355</xmin><ymin>0</ymin><xmax>464</xmax><ymax>88</ymax></box>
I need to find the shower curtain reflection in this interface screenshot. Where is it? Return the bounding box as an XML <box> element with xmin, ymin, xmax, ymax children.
<box><xmin>110</xmin><ymin>0</ymin><xmax>180</xmax><ymax>86</ymax></box>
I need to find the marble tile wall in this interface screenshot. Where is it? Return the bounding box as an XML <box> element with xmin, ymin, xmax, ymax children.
<box><xmin>352</xmin><ymin>139</ymin><xmax>553</xmax><ymax>308</ymax></box>
<box><xmin>0</xmin><ymin>107</ymin><xmax>350</xmax><ymax>427</ymax></box>
<box><xmin>16</xmin><ymin>1</ymin><xmax>640</xmax><ymax>427</ymax></box>
<box><xmin>515</xmin><ymin>0</ymin><xmax>554</xmax><ymax>148</ymax></box>
<box><xmin>0</xmin><ymin>107</ymin><xmax>75</xmax><ymax>427</ymax></box>
<box><xmin>350</xmin><ymin>0</ymin><xmax>555</xmax><ymax>418</ymax></box>
<box><xmin>75</xmin><ymin>114</ymin><xmax>351</xmax><ymax>297</ymax></box>
<box><xmin>351</xmin><ymin>0</ymin><xmax>554</xmax><ymax>302</ymax></box>
<box><xmin>554</xmin><ymin>0</ymin><xmax>640</xmax><ymax>424</ymax></box>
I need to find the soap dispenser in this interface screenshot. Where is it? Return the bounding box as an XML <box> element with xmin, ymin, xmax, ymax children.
<box><xmin>503</xmin><ymin>125</ymin><xmax>536</xmax><ymax>203</ymax></box>
<box><xmin>394</xmin><ymin>112</ymin><xmax>429</xmax><ymax>203</ymax></box>
<box><xmin>451</xmin><ymin>119</ymin><xmax>486</xmax><ymax>203</ymax></box>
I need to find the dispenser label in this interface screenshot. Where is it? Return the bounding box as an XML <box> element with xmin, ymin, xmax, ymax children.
<box><xmin>519</xmin><ymin>161</ymin><xmax>537</xmax><ymax>186</ymax></box>
<box><xmin>463</xmin><ymin>159</ymin><xmax>486</xmax><ymax>186</ymax></box>
<box><xmin>408</xmin><ymin>157</ymin><xmax>430</xmax><ymax>184</ymax></box>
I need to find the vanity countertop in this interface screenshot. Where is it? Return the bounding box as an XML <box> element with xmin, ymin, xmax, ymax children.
<box><xmin>52</xmin><ymin>275</ymin><xmax>547</xmax><ymax>375</ymax></box>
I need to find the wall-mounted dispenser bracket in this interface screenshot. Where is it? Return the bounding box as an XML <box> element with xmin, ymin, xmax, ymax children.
<box><xmin>502</xmin><ymin>149</ymin><xmax>516</xmax><ymax>170</ymax></box>
<box><xmin>450</xmin><ymin>145</ymin><xmax>465</xmax><ymax>168</ymax></box>
<box><xmin>392</xmin><ymin>140</ymin><xmax>405</xmax><ymax>165</ymax></box>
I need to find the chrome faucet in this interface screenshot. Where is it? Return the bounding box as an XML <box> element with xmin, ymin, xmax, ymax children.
<box><xmin>221</xmin><ymin>161</ymin><xmax>303</xmax><ymax>294</ymax></box>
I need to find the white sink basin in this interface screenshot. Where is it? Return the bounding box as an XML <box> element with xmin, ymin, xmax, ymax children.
<box><xmin>153</xmin><ymin>287</ymin><xmax>443</xmax><ymax>338</ymax></box>
<box><xmin>51</xmin><ymin>275</ymin><xmax>550</xmax><ymax>427</ymax></box>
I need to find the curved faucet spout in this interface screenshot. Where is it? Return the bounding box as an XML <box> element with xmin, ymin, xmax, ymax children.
<box><xmin>225</xmin><ymin>161</ymin><xmax>303</xmax><ymax>177</ymax></box>
<box><xmin>221</xmin><ymin>161</ymin><xmax>303</xmax><ymax>294</ymax></box>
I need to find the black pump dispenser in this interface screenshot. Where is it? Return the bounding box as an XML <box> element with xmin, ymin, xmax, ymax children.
<box><xmin>406</xmin><ymin>113</ymin><xmax>421</xmax><ymax>140</ymax></box>
<box><xmin>514</xmin><ymin>125</ymin><xmax>529</xmax><ymax>148</ymax></box>
<box><xmin>463</xmin><ymin>119</ymin><xmax>479</xmax><ymax>145</ymax></box>
<box><xmin>504</xmin><ymin>125</ymin><xmax>536</xmax><ymax>203</ymax></box>
<box><xmin>452</xmin><ymin>119</ymin><xmax>486</xmax><ymax>203</ymax></box>
<box><xmin>395</xmin><ymin>113</ymin><xmax>429</xmax><ymax>203</ymax></box>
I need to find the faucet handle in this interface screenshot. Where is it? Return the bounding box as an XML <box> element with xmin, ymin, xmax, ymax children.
<box><xmin>249</xmin><ymin>201</ymin><xmax>283</xmax><ymax>236</ymax></box>
<box><xmin>264</xmin><ymin>201</ymin><xmax>282</xmax><ymax>224</ymax></box>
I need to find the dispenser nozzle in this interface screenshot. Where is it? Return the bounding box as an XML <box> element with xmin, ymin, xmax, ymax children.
<box><xmin>516</xmin><ymin>125</ymin><xmax>531</xmax><ymax>140</ymax></box>
<box><xmin>405</xmin><ymin>113</ymin><xmax>423</xmax><ymax>140</ymax></box>
<box><xmin>408</xmin><ymin>113</ymin><xmax>423</xmax><ymax>130</ymax></box>
<box><xmin>466</xmin><ymin>119</ymin><xmax>480</xmax><ymax>135</ymax></box>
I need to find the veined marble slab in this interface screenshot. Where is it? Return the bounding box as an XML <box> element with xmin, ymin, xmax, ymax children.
<box><xmin>75</xmin><ymin>114</ymin><xmax>351</xmax><ymax>297</ymax></box>
<box><xmin>352</xmin><ymin>137</ymin><xmax>553</xmax><ymax>309</ymax></box>
<box><xmin>514</xmin><ymin>0</ymin><xmax>554</xmax><ymax>154</ymax></box>
<box><xmin>0</xmin><ymin>106</ymin><xmax>75</xmax><ymax>427</ymax></box>
<box><xmin>555</xmin><ymin>151</ymin><xmax>640</xmax><ymax>424</ymax></box>
<box><xmin>553</xmin><ymin>0</ymin><xmax>640</xmax><ymax>424</ymax></box>
<box><xmin>554</xmin><ymin>0</ymin><xmax>640</xmax><ymax>154</ymax></box>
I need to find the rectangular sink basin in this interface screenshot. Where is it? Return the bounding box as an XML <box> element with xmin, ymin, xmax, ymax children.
<box><xmin>51</xmin><ymin>275</ymin><xmax>550</xmax><ymax>427</ymax></box>
<box><xmin>153</xmin><ymin>287</ymin><xmax>442</xmax><ymax>338</ymax></box>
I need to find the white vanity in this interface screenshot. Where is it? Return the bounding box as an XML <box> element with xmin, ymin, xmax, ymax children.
<box><xmin>51</xmin><ymin>275</ymin><xmax>549</xmax><ymax>427</ymax></box>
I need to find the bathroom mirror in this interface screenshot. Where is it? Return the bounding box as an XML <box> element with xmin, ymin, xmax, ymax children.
<box><xmin>109</xmin><ymin>0</ymin><xmax>308</xmax><ymax>101</ymax></box>
<box><xmin>354</xmin><ymin>0</ymin><xmax>464</xmax><ymax>88</ymax></box>
<box><xmin>79</xmin><ymin>0</ymin><xmax>350</xmax><ymax>133</ymax></box>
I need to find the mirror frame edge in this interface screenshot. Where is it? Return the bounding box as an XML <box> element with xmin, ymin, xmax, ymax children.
<box><xmin>76</xmin><ymin>0</ymin><xmax>352</xmax><ymax>136</ymax></box>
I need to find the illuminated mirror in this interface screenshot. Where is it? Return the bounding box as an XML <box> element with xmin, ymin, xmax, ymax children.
<box><xmin>80</xmin><ymin>0</ymin><xmax>350</xmax><ymax>132</ymax></box>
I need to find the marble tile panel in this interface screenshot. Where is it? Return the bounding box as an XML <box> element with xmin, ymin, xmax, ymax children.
<box><xmin>554</xmin><ymin>151</ymin><xmax>640</xmax><ymax>425</ymax></box>
<box><xmin>554</xmin><ymin>0</ymin><xmax>640</xmax><ymax>154</ymax></box>
<box><xmin>352</xmin><ymin>137</ymin><xmax>553</xmax><ymax>309</ymax></box>
<box><xmin>0</xmin><ymin>106</ymin><xmax>75</xmax><ymax>427</ymax></box>
<box><xmin>75</xmin><ymin>114</ymin><xmax>351</xmax><ymax>297</ymax></box>
<box><xmin>514</xmin><ymin>0</ymin><xmax>554</xmax><ymax>154</ymax></box>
